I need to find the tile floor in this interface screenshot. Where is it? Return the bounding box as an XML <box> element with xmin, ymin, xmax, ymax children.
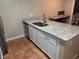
<box><xmin>4</xmin><ymin>37</ymin><xmax>49</xmax><ymax>59</ymax></box>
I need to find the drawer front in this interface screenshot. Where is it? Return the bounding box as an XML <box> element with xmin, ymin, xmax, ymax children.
<box><xmin>47</xmin><ymin>36</ymin><xmax>56</xmax><ymax>44</ymax></box>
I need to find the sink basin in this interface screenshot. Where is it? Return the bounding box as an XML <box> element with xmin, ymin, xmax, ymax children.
<box><xmin>32</xmin><ymin>22</ymin><xmax>48</xmax><ymax>27</ymax></box>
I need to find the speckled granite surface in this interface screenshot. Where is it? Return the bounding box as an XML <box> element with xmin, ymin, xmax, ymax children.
<box><xmin>23</xmin><ymin>17</ymin><xmax>79</xmax><ymax>41</ymax></box>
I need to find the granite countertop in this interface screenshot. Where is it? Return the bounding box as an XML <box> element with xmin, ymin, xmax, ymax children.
<box><xmin>23</xmin><ymin>17</ymin><xmax>79</xmax><ymax>41</ymax></box>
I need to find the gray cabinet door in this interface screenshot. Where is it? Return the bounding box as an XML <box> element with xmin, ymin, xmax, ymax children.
<box><xmin>39</xmin><ymin>34</ymin><xmax>48</xmax><ymax>54</ymax></box>
<box><xmin>34</xmin><ymin>29</ymin><xmax>40</xmax><ymax>46</ymax></box>
<box><xmin>29</xmin><ymin>25</ymin><xmax>38</xmax><ymax>44</ymax></box>
<box><xmin>23</xmin><ymin>22</ymin><xmax>29</xmax><ymax>38</ymax></box>
<box><xmin>29</xmin><ymin>26</ymin><xmax>32</xmax><ymax>40</ymax></box>
<box><xmin>48</xmin><ymin>39</ymin><xmax>56</xmax><ymax>59</ymax></box>
<box><xmin>33</xmin><ymin>29</ymin><xmax>38</xmax><ymax>44</ymax></box>
<box><xmin>29</xmin><ymin>26</ymin><xmax>35</xmax><ymax>41</ymax></box>
<box><xmin>36</xmin><ymin>31</ymin><xmax>48</xmax><ymax>54</ymax></box>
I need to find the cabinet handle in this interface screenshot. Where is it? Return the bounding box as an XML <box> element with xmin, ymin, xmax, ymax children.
<box><xmin>40</xmin><ymin>35</ymin><xmax>46</xmax><ymax>39</ymax></box>
<box><xmin>48</xmin><ymin>40</ymin><xmax>56</xmax><ymax>45</ymax></box>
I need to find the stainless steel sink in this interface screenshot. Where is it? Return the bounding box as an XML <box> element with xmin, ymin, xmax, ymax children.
<box><xmin>32</xmin><ymin>22</ymin><xmax>48</xmax><ymax>27</ymax></box>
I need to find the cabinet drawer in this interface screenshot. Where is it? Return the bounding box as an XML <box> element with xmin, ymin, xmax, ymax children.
<box><xmin>48</xmin><ymin>39</ymin><xmax>56</xmax><ymax>46</ymax></box>
<box><xmin>46</xmin><ymin>36</ymin><xmax>56</xmax><ymax>44</ymax></box>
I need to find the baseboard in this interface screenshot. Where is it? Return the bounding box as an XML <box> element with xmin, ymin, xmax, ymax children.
<box><xmin>6</xmin><ymin>35</ymin><xmax>24</xmax><ymax>42</ymax></box>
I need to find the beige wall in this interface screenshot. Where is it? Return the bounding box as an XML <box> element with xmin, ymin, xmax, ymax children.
<box><xmin>64</xmin><ymin>0</ymin><xmax>74</xmax><ymax>16</ymax></box>
<box><xmin>0</xmin><ymin>0</ymin><xmax>64</xmax><ymax>39</ymax></box>
<box><xmin>64</xmin><ymin>0</ymin><xmax>75</xmax><ymax>24</ymax></box>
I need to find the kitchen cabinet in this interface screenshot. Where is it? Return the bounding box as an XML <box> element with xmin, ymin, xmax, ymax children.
<box><xmin>29</xmin><ymin>25</ymin><xmax>38</xmax><ymax>44</ymax></box>
<box><xmin>23</xmin><ymin>18</ymin><xmax>79</xmax><ymax>59</ymax></box>
<box><xmin>28</xmin><ymin>25</ymin><xmax>57</xmax><ymax>59</ymax></box>
<box><xmin>29</xmin><ymin>25</ymin><xmax>35</xmax><ymax>41</ymax></box>
<box><xmin>37</xmin><ymin>30</ymin><xmax>57</xmax><ymax>59</ymax></box>
<box><xmin>34</xmin><ymin>29</ymin><xmax>41</xmax><ymax>46</ymax></box>
<box><xmin>37</xmin><ymin>31</ymin><xmax>48</xmax><ymax>54</ymax></box>
<box><xmin>33</xmin><ymin>29</ymin><xmax>39</xmax><ymax>45</ymax></box>
<box><xmin>29</xmin><ymin>25</ymin><xmax>48</xmax><ymax>53</ymax></box>
<box><xmin>23</xmin><ymin>22</ymin><xmax>29</xmax><ymax>38</ymax></box>
<box><xmin>48</xmin><ymin>39</ymin><xmax>56</xmax><ymax>59</ymax></box>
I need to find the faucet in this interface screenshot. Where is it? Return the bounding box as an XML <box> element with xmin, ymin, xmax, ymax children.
<box><xmin>42</xmin><ymin>14</ymin><xmax>47</xmax><ymax>24</ymax></box>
